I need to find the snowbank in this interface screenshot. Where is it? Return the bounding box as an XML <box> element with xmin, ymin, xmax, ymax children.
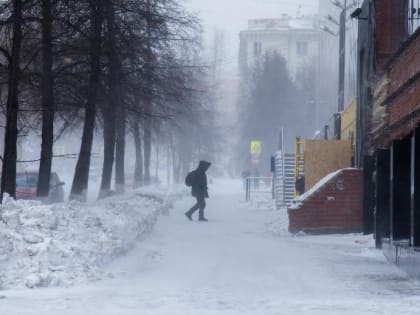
<box><xmin>244</xmin><ymin>193</ymin><xmax>290</xmax><ymax>237</ymax></box>
<box><xmin>0</xmin><ymin>187</ymin><xmax>181</xmax><ymax>289</ymax></box>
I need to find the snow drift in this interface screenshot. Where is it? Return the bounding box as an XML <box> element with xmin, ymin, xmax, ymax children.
<box><xmin>0</xmin><ymin>187</ymin><xmax>182</xmax><ymax>289</ymax></box>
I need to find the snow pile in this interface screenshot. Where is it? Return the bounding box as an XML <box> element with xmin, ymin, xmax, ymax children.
<box><xmin>245</xmin><ymin>193</ymin><xmax>290</xmax><ymax>236</ymax></box>
<box><xmin>247</xmin><ymin>193</ymin><xmax>276</xmax><ymax>212</ymax></box>
<box><xmin>266</xmin><ymin>213</ymin><xmax>290</xmax><ymax>237</ymax></box>
<box><xmin>0</xmin><ymin>189</ymin><xmax>175</xmax><ymax>289</ymax></box>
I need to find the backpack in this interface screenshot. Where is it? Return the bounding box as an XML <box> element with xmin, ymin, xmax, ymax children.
<box><xmin>185</xmin><ymin>171</ymin><xmax>194</xmax><ymax>187</ymax></box>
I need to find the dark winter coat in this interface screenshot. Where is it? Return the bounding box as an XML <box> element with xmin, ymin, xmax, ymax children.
<box><xmin>295</xmin><ymin>175</ymin><xmax>305</xmax><ymax>195</ymax></box>
<box><xmin>191</xmin><ymin>160</ymin><xmax>211</xmax><ymax>198</ymax></box>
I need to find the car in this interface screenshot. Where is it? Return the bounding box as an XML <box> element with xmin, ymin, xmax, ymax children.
<box><xmin>15</xmin><ymin>171</ymin><xmax>65</xmax><ymax>203</ymax></box>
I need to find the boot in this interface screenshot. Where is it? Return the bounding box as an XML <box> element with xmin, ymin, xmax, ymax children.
<box><xmin>185</xmin><ymin>212</ymin><xmax>192</xmax><ymax>221</ymax></box>
<box><xmin>199</xmin><ymin>217</ymin><xmax>208</xmax><ymax>222</ymax></box>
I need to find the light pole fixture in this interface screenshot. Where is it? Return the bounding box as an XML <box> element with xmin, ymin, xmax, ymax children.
<box><xmin>350</xmin><ymin>7</ymin><xmax>368</xmax><ymax>20</ymax></box>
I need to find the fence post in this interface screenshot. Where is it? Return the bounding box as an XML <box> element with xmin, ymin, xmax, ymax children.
<box><xmin>246</xmin><ymin>177</ymin><xmax>250</xmax><ymax>201</ymax></box>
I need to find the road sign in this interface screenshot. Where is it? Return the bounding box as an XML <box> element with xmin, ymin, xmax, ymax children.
<box><xmin>250</xmin><ymin>140</ymin><xmax>262</xmax><ymax>156</ymax></box>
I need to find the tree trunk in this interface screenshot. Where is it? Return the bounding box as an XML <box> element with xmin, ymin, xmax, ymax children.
<box><xmin>143</xmin><ymin>115</ymin><xmax>152</xmax><ymax>184</ymax></box>
<box><xmin>1</xmin><ymin>0</ymin><xmax>23</xmax><ymax>202</ymax></box>
<box><xmin>99</xmin><ymin>111</ymin><xmax>116</xmax><ymax>198</ymax></box>
<box><xmin>143</xmin><ymin>0</ymin><xmax>153</xmax><ymax>185</ymax></box>
<box><xmin>166</xmin><ymin>142</ymin><xmax>171</xmax><ymax>185</ymax></box>
<box><xmin>132</xmin><ymin>118</ymin><xmax>143</xmax><ymax>188</ymax></box>
<box><xmin>181</xmin><ymin>158</ymin><xmax>190</xmax><ymax>182</ymax></box>
<box><xmin>155</xmin><ymin>144</ymin><xmax>159</xmax><ymax>179</ymax></box>
<box><xmin>99</xmin><ymin>0</ymin><xmax>119</xmax><ymax>199</ymax></box>
<box><xmin>37</xmin><ymin>0</ymin><xmax>55</xmax><ymax>199</ymax></box>
<box><xmin>70</xmin><ymin>0</ymin><xmax>103</xmax><ymax>201</ymax></box>
<box><xmin>174</xmin><ymin>161</ymin><xmax>181</xmax><ymax>183</ymax></box>
<box><xmin>115</xmin><ymin>101</ymin><xmax>126</xmax><ymax>193</ymax></box>
<box><xmin>170</xmin><ymin>139</ymin><xmax>181</xmax><ymax>183</ymax></box>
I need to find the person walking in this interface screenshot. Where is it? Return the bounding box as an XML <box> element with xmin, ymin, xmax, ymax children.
<box><xmin>185</xmin><ymin>160</ymin><xmax>211</xmax><ymax>222</ymax></box>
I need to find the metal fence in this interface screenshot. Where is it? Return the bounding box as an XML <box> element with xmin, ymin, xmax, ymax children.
<box><xmin>245</xmin><ymin>177</ymin><xmax>274</xmax><ymax>201</ymax></box>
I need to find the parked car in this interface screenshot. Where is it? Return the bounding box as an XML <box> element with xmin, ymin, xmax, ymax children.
<box><xmin>15</xmin><ymin>171</ymin><xmax>65</xmax><ymax>203</ymax></box>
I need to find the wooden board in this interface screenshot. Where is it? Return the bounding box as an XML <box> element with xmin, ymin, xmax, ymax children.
<box><xmin>304</xmin><ymin>140</ymin><xmax>352</xmax><ymax>191</ymax></box>
<box><xmin>341</xmin><ymin>97</ymin><xmax>356</xmax><ymax>143</ymax></box>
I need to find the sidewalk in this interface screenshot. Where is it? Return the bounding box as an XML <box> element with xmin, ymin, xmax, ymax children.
<box><xmin>1</xmin><ymin>179</ymin><xmax>420</xmax><ymax>315</ymax></box>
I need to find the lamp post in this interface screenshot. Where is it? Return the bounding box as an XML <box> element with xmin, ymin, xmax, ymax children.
<box><xmin>324</xmin><ymin>0</ymin><xmax>347</xmax><ymax>136</ymax></box>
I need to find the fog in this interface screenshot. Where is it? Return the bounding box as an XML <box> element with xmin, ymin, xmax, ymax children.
<box><xmin>0</xmin><ymin>0</ymin><xmax>345</xmax><ymax>200</ymax></box>
<box><xmin>184</xmin><ymin>0</ymin><xmax>342</xmax><ymax>175</ymax></box>
<box><xmin>187</xmin><ymin>0</ymin><xmax>319</xmax><ymax>72</ymax></box>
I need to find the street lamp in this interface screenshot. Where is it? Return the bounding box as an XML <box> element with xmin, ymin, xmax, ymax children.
<box><xmin>350</xmin><ymin>8</ymin><xmax>368</xmax><ymax>20</ymax></box>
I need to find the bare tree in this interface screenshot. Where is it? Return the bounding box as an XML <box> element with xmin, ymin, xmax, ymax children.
<box><xmin>0</xmin><ymin>0</ymin><xmax>204</xmax><ymax>203</ymax></box>
<box><xmin>98</xmin><ymin>0</ymin><xmax>119</xmax><ymax>198</ymax></box>
<box><xmin>37</xmin><ymin>0</ymin><xmax>54</xmax><ymax>199</ymax></box>
<box><xmin>131</xmin><ymin>114</ymin><xmax>143</xmax><ymax>187</ymax></box>
<box><xmin>70</xmin><ymin>0</ymin><xmax>104</xmax><ymax>201</ymax></box>
<box><xmin>1</xmin><ymin>0</ymin><xmax>23</xmax><ymax>201</ymax></box>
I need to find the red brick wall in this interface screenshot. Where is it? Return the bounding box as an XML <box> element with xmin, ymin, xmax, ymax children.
<box><xmin>388</xmin><ymin>80</ymin><xmax>420</xmax><ymax>126</ymax></box>
<box><xmin>386</xmin><ymin>30</ymin><xmax>420</xmax><ymax>141</ymax></box>
<box><xmin>388</xmin><ymin>36</ymin><xmax>420</xmax><ymax>94</ymax></box>
<box><xmin>374</xmin><ymin>0</ymin><xmax>408</xmax><ymax>70</ymax></box>
<box><xmin>288</xmin><ymin>169</ymin><xmax>363</xmax><ymax>234</ymax></box>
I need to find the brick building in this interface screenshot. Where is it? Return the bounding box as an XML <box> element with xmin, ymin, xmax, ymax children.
<box><xmin>356</xmin><ymin>0</ymin><xmax>420</xmax><ymax>276</ymax></box>
<box><xmin>288</xmin><ymin>169</ymin><xmax>363</xmax><ymax>234</ymax></box>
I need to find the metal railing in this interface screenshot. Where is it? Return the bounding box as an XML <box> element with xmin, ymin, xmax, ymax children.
<box><xmin>245</xmin><ymin>177</ymin><xmax>275</xmax><ymax>201</ymax></box>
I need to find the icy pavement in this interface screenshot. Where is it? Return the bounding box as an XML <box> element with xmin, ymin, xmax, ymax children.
<box><xmin>1</xmin><ymin>179</ymin><xmax>420</xmax><ymax>314</ymax></box>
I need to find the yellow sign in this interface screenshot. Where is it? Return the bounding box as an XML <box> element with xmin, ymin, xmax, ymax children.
<box><xmin>250</xmin><ymin>140</ymin><xmax>262</xmax><ymax>156</ymax></box>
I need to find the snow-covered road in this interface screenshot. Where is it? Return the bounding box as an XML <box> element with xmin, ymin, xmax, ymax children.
<box><xmin>1</xmin><ymin>179</ymin><xmax>420</xmax><ymax>314</ymax></box>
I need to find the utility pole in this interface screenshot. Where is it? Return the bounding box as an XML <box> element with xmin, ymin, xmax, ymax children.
<box><xmin>324</xmin><ymin>0</ymin><xmax>348</xmax><ymax>138</ymax></box>
<box><xmin>338</xmin><ymin>0</ymin><xmax>346</xmax><ymax>113</ymax></box>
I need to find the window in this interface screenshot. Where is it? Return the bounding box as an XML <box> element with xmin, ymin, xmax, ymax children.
<box><xmin>253</xmin><ymin>42</ymin><xmax>262</xmax><ymax>57</ymax></box>
<box><xmin>297</xmin><ymin>41</ymin><xmax>308</xmax><ymax>56</ymax></box>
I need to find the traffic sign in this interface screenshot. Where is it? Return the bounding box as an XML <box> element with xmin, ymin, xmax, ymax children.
<box><xmin>250</xmin><ymin>140</ymin><xmax>262</xmax><ymax>156</ymax></box>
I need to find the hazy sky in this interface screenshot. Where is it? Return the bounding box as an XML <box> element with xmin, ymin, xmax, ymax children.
<box><xmin>185</xmin><ymin>0</ymin><xmax>319</xmax><ymax>70</ymax></box>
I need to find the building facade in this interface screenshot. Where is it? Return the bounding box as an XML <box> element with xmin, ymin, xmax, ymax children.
<box><xmin>356</xmin><ymin>0</ymin><xmax>420</xmax><ymax>276</ymax></box>
<box><xmin>238</xmin><ymin>16</ymin><xmax>321</xmax><ymax>80</ymax></box>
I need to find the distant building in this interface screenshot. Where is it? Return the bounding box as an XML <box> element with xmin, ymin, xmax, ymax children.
<box><xmin>238</xmin><ymin>15</ymin><xmax>321</xmax><ymax>80</ymax></box>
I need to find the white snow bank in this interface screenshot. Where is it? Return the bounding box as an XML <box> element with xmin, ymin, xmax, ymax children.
<box><xmin>244</xmin><ymin>193</ymin><xmax>291</xmax><ymax>237</ymax></box>
<box><xmin>0</xmin><ymin>187</ymin><xmax>179</xmax><ymax>289</ymax></box>
<box><xmin>289</xmin><ymin>168</ymin><xmax>355</xmax><ymax>210</ymax></box>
